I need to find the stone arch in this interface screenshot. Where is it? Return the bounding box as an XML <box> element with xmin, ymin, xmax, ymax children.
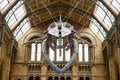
<box><xmin>79</xmin><ymin>32</ymin><xmax>97</xmax><ymax>63</ymax></box>
<box><xmin>79</xmin><ymin>32</ymin><xmax>97</xmax><ymax>46</ymax></box>
<box><xmin>85</xmin><ymin>77</ymin><xmax>90</xmax><ymax>80</ymax></box>
<box><xmin>79</xmin><ymin>77</ymin><xmax>84</xmax><ymax>80</ymax></box>
<box><xmin>66</xmin><ymin>77</ymin><xmax>71</xmax><ymax>80</ymax></box>
<box><xmin>23</xmin><ymin>32</ymin><xmax>41</xmax><ymax>43</ymax></box>
<box><xmin>29</xmin><ymin>76</ymin><xmax>34</xmax><ymax>80</ymax></box>
<box><xmin>54</xmin><ymin>76</ymin><xmax>59</xmax><ymax>80</ymax></box>
<box><xmin>35</xmin><ymin>76</ymin><xmax>40</xmax><ymax>80</ymax></box>
<box><xmin>60</xmin><ymin>76</ymin><xmax>65</xmax><ymax>80</ymax></box>
<box><xmin>48</xmin><ymin>76</ymin><xmax>53</xmax><ymax>80</ymax></box>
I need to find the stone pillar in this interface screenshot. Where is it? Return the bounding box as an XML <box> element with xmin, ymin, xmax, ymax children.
<box><xmin>0</xmin><ymin>46</ymin><xmax>2</xmax><ymax>75</ymax></box>
<box><xmin>72</xmin><ymin>76</ymin><xmax>77</xmax><ymax>80</ymax></box>
<box><xmin>28</xmin><ymin>45</ymin><xmax>31</xmax><ymax>62</ymax></box>
<box><xmin>72</xmin><ymin>63</ymin><xmax>78</xmax><ymax>80</ymax></box>
<box><xmin>41</xmin><ymin>75</ymin><xmax>47</xmax><ymax>80</ymax></box>
<box><xmin>24</xmin><ymin>45</ymin><xmax>27</xmax><ymax>63</ymax></box>
<box><xmin>117</xmin><ymin>46</ymin><xmax>120</xmax><ymax>79</ymax></box>
<box><xmin>0</xmin><ymin>12</ymin><xmax>2</xmax><ymax>39</ymax></box>
<box><xmin>41</xmin><ymin>62</ymin><xmax>47</xmax><ymax>80</ymax></box>
<box><xmin>0</xmin><ymin>46</ymin><xmax>2</xmax><ymax>61</ymax></box>
<box><xmin>90</xmin><ymin>46</ymin><xmax>95</xmax><ymax>64</ymax></box>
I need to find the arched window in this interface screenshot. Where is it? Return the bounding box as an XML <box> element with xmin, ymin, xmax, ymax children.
<box><xmin>66</xmin><ymin>77</ymin><xmax>71</xmax><ymax>80</ymax></box>
<box><xmin>60</xmin><ymin>77</ymin><xmax>65</xmax><ymax>80</ymax></box>
<box><xmin>48</xmin><ymin>38</ymin><xmax>72</xmax><ymax>62</ymax></box>
<box><xmin>30</xmin><ymin>43</ymin><xmax>41</xmax><ymax>62</ymax></box>
<box><xmin>35</xmin><ymin>76</ymin><xmax>40</xmax><ymax>80</ymax></box>
<box><xmin>48</xmin><ymin>76</ymin><xmax>53</xmax><ymax>80</ymax></box>
<box><xmin>78</xmin><ymin>43</ymin><xmax>89</xmax><ymax>62</ymax></box>
<box><xmin>79</xmin><ymin>77</ymin><xmax>84</xmax><ymax>80</ymax></box>
<box><xmin>17</xmin><ymin>78</ymin><xmax>23</xmax><ymax>80</ymax></box>
<box><xmin>29</xmin><ymin>76</ymin><xmax>34</xmax><ymax>80</ymax></box>
<box><xmin>86</xmin><ymin>77</ymin><xmax>90</xmax><ymax>80</ymax></box>
<box><xmin>54</xmin><ymin>76</ymin><xmax>59</xmax><ymax>80</ymax></box>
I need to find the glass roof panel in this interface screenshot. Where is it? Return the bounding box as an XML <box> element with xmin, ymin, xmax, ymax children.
<box><xmin>90</xmin><ymin>19</ymin><xmax>107</xmax><ymax>42</ymax></box>
<box><xmin>96</xmin><ymin>7</ymin><xmax>106</xmax><ymax>19</ymax></box>
<box><xmin>94</xmin><ymin>1</ymin><xmax>115</xmax><ymax>30</ymax></box>
<box><xmin>108</xmin><ymin>0</ymin><xmax>120</xmax><ymax>11</ymax></box>
<box><xmin>0</xmin><ymin>0</ymin><xmax>9</xmax><ymax>11</ymax></box>
<box><xmin>13</xmin><ymin>18</ymin><xmax>31</xmax><ymax>40</ymax></box>
<box><xmin>7</xmin><ymin>14</ymin><xmax>16</xmax><ymax>26</ymax></box>
<box><xmin>5</xmin><ymin>1</ymin><xmax>26</xmax><ymax>27</ymax></box>
<box><xmin>14</xmin><ymin>5</ymin><xmax>25</xmax><ymax>19</ymax></box>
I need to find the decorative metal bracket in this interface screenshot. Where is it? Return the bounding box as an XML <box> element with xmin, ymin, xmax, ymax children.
<box><xmin>10</xmin><ymin>35</ymin><xmax>15</xmax><ymax>57</ymax></box>
<box><xmin>0</xmin><ymin>18</ymin><xmax>7</xmax><ymax>44</ymax></box>
<box><xmin>105</xmin><ymin>38</ymin><xmax>110</xmax><ymax>58</ymax></box>
<box><xmin>113</xmin><ymin>19</ymin><xmax>119</xmax><ymax>44</ymax></box>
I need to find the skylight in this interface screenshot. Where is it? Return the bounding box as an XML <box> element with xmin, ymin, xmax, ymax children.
<box><xmin>90</xmin><ymin>18</ymin><xmax>107</xmax><ymax>42</ymax></box>
<box><xmin>108</xmin><ymin>0</ymin><xmax>120</xmax><ymax>11</ymax></box>
<box><xmin>5</xmin><ymin>1</ymin><xmax>26</xmax><ymax>27</ymax></box>
<box><xmin>13</xmin><ymin>18</ymin><xmax>30</xmax><ymax>40</ymax></box>
<box><xmin>94</xmin><ymin>1</ymin><xmax>115</xmax><ymax>30</ymax></box>
<box><xmin>0</xmin><ymin>0</ymin><xmax>9</xmax><ymax>11</ymax></box>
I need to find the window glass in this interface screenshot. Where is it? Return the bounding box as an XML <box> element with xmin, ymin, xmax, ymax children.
<box><xmin>37</xmin><ymin>43</ymin><xmax>41</xmax><ymax>61</ymax></box>
<box><xmin>31</xmin><ymin>43</ymin><xmax>36</xmax><ymax>61</ymax></box>
<box><xmin>14</xmin><ymin>5</ymin><xmax>25</xmax><ymax>18</ymax></box>
<box><xmin>65</xmin><ymin>49</ymin><xmax>70</xmax><ymax>61</ymax></box>
<box><xmin>56</xmin><ymin>49</ymin><xmax>63</xmax><ymax>61</ymax></box>
<box><xmin>96</xmin><ymin>7</ymin><xmax>106</xmax><ymax>19</ymax></box>
<box><xmin>5</xmin><ymin>1</ymin><xmax>26</xmax><ymax>27</ymax></box>
<box><xmin>79</xmin><ymin>44</ymin><xmax>83</xmax><ymax>62</ymax></box>
<box><xmin>13</xmin><ymin>18</ymin><xmax>30</xmax><ymax>40</ymax></box>
<box><xmin>84</xmin><ymin>44</ymin><xmax>89</xmax><ymax>62</ymax></box>
<box><xmin>0</xmin><ymin>0</ymin><xmax>9</xmax><ymax>11</ymax></box>
<box><xmin>90</xmin><ymin>19</ymin><xmax>107</xmax><ymax>42</ymax></box>
<box><xmin>56</xmin><ymin>39</ymin><xmax>64</xmax><ymax>61</ymax></box>
<box><xmin>49</xmin><ymin>47</ymin><xmax>55</xmax><ymax>61</ymax></box>
<box><xmin>94</xmin><ymin>1</ymin><xmax>115</xmax><ymax>29</ymax></box>
<box><xmin>108</xmin><ymin>0</ymin><xmax>120</xmax><ymax>11</ymax></box>
<box><xmin>7</xmin><ymin>14</ymin><xmax>16</xmax><ymax>26</ymax></box>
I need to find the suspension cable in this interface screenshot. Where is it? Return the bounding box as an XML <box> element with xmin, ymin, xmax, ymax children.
<box><xmin>41</xmin><ymin>1</ymin><xmax>57</xmax><ymax>22</ymax></box>
<box><xmin>63</xmin><ymin>0</ymin><xmax>80</xmax><ymax>21</ymax></box>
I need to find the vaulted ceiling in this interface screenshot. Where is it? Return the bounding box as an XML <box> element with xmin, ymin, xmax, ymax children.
<box><xmin>24</xmin><ymin>0</ymin><xmax>95</xmax><ymax>31</ymax></box>
<box><xmin>0</xmin><ymin>0</ymin><xmax>120</xmax><ymax>41</ymax></box>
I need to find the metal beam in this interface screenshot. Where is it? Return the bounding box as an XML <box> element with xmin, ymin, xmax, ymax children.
<box><xmin>12</xmin><ymin>14</ymin><xmax>27</xmax><ymax>32</ymax></box>
<box><xmin>105</xmin><ymin>37</ymin><xmax>110</xmax><ymax>58</ymax></box>
<box><xmin>93</xmin><ymin>15</ymin><xmax>108</xmax><ymax>32</ymax></box>
<box><xmin>0</xmin><ymin>18</ymin><xmax>7</xmax><ymax>44</ymax></box>
<box><xmin>61</xmin><ymin>1</ymin><xmax>93</xmax><ymax>17</ymax></box>
<box><xmin>113</xmin><ymin>19</ymin><xmax>119</xmax><ymax>44</ymax></box>
<box><xmin>28</xmin><ymin>1</ymin><xmax>93</xmax><ymax>18</ymax></box>
<box><xmin>99</xmin><ymin>0</ymin><xmax>118</xmax><ymax>17</ymax></box>
<box><xmin>100</xmin><ymin>0</ymin><xmax>119</xmax><ymax>44</ymax></box>
<box><xmin>11</xmin><ymin>0</ymin><xmax>29</xmax><ymax>32</ymax></box>
<box><xmin>27</xmin><ymin>0</ymin><xmax>60</xmax><ymax>15</ymax></box>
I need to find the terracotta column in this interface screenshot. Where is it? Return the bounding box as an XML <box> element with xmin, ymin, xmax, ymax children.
<box><xmin>72</xmin><ymin>63</ymin><xmax>78</xmax><ymax>80</ymax></box>
<box><xmin>41</xmin><ymin>62</ymin><xmax>47</xmax><ymax>80</ymax></box>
